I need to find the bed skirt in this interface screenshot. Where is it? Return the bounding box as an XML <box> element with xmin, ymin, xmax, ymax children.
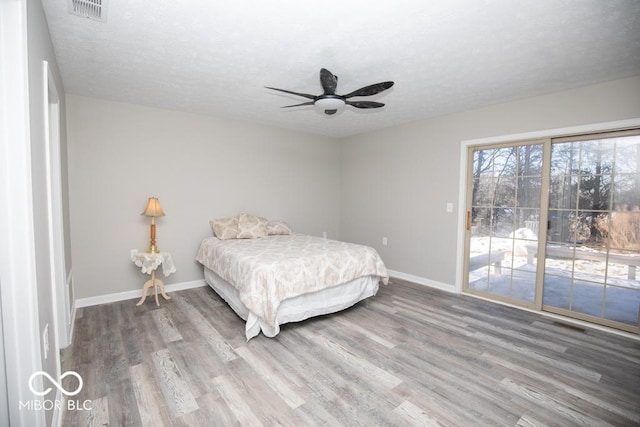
<box><xmin>203</xmin><ymin>267</ymin><xmax>380</xmax><ymax>340</ymax></box>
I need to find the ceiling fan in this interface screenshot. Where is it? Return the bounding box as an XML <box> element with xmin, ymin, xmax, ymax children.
<box><xmin>266</xmin><ymin>68</ymin><xmax>394</xmax><ymax>115</ymax></box>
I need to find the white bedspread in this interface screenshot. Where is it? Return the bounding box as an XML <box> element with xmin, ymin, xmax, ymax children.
<box><xmin>195</xmin><ymin>234</ymin><xmax>388</xmax><ymax>329</ymax></box>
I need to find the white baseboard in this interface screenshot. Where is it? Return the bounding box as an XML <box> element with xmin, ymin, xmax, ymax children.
<box><xmin>387</xmin><ymin>269</ymin><xmax>457</xmax><ymax>294</ymax></box>
<box><xmin>75</xmin><ymin>273</ymin><xmax>449</xmax><ymax>308</ymax></box>
<box><xmin>53</xmin><ymin>390</ymin><xmax>63</xmax><ymax>427</ymax></box>
<box><xmin>68</xmin><ymin>301</ymin><xmax>77</xmax><ymax>345</ymax></box>
<box><xmin>66</xmin><ymin>271</ymin><xmax>75</xmax><ymax>347</ymax></box>
<box><xmin>75</xmin><ymin>279</ymin><xmax>206</xmax><ymax>308</ymax></box>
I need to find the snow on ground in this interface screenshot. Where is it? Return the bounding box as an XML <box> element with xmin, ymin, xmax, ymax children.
<box><xmin>470</xmin><ymin>236</ymin><xmax>639</xmax><ymax>289</ymax></box>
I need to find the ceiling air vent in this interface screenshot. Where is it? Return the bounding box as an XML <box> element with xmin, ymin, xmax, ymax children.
<box><xmin>68</xmin><ymin>0</ymin><xmax>107</xmax><ymax>23</ymax></box>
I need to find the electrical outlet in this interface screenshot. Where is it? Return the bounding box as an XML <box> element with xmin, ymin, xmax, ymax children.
<box><xmin>446</xmin><ymin>202</ymin><xmax>453</xmax><ymax>213</ymax></box>
<box><xmin>382</xmin><ymin>237</ymin><xmax>388</xmax><ymax>246</ymax></box>
<box><xmin>43</xmin><ymin>323</ymin><xmax>49</xmax><ymax>360</ymax></box>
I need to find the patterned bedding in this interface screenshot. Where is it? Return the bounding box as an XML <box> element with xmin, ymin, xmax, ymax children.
<box><xmin>195</xmin><ymin>234</ymin><xmax>389</xmax><ymax>329</ymax></box>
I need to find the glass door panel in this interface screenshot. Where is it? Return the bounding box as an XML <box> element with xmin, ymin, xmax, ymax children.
<box><xmin>466</xmin><ymin>143</ymin><xmax>543</xmax><ymax>306</ymax></box>
<box><xmin>544</xmin><ymin>134</ymin><xmax>640</xmax><ymax>330</ymax></box>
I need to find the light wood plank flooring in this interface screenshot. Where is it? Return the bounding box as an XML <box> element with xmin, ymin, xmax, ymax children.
<box><xmin>61</xmin><ymin>279</ymin><xmax>640</xmax><ymax>426</ymax></box>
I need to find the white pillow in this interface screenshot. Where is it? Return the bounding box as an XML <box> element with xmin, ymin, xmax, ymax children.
<box><xmin>210</xmin><ymin>216</ymin><xmax>239</xmax><ymax>240</ymax></box>
<box><xmin>236</xmin><ymin>212</ymin><xmax>268</xmax><ymax>239</ymax></box>
<box><xmin>266</xmin><ymin>220</ymin><xmax>292</xmax><ymax>235</ymax></box>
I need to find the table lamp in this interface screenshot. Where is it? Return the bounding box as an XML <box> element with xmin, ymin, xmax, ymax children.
<box><xmin>141</xmin><ymin>197</ymin><xmax>165</xmax><ymax>253</ymax></box>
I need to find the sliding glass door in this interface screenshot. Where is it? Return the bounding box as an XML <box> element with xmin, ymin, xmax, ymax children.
<box><xmin>465</xmin><ymin>141</ymin><xmax>544</xmax><ymax>307</ymax></box>
<box><xmin>464</xmin><ymin>130</ymin><xmax>640</xmax><ymax>334</ymax></box>
<box><xmin>544</xmin><ymin>132</ymin><xmax>640</xmax><ymax>331</ymax></box>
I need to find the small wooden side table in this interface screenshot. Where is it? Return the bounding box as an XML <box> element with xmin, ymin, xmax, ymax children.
<box><xmin>131</xmin><ymin>250</ymin><xmax>176</xmax><ymax>306</ymax></box>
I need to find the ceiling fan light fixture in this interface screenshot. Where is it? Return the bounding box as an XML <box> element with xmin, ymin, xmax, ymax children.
<box><xmin>266</xmin><ymin>69</ymin><xmax>393</xmax><ymax>116</ymax></box>
<box><xmin>315</xmin><ymin>96</ymin><xmax>345</xmax><ymax>112</ymax></box>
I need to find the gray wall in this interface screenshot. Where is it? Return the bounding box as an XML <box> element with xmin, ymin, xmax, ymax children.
<box><xmin>339</xmin><ymin>75</ymin><xmax>640</xmax><ymax>289</ymax></box>
<box><xmin>67</xmin><ymin>96</ymin><xmax>340</xmax><ymax>299</ymax></box>
<box><xmin>67</xmin><ymin>75</ymin><xmax>640</xmax><ymax>303</ymax></box>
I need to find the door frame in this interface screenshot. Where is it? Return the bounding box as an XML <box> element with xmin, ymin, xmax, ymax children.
<box><xmin>43</xmin><ymin>60</ymin><xmax>71</xmax><ymax>352</ymax></box>
<box><xmin>0</xmin><ymin>0</ymin><xmax>46</xmax><ymax>425</ymax></box>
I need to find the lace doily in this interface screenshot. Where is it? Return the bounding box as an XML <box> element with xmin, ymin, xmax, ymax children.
<box><xmin>131</xmin><ymin>251</ymin><xmax>176</xmax><ymax>276</ymax></box>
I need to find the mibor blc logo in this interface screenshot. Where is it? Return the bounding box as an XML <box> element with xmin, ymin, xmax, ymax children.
<box><xmin>20</xmin><ymin>371</ymin><xmax>92</xmax><ymax>412</ymax></box>
<box><xmin>29</xmin><ymin>371</ymin><xmax>83</xmax><ymax>396</ymax></box>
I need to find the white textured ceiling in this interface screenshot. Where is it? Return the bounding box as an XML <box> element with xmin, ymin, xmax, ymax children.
<box><xmin>43</xmin><ymin>0</ymin><xmax>640</xmax><ymax>138</ymax></box>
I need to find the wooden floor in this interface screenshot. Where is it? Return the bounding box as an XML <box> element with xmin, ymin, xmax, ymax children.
<box><xmin>61</xmin><ymin>279</ymin><xmax>640</xmax><ymax>426</ymax></box>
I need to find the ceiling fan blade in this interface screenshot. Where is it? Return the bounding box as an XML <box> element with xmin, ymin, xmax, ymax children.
<box><xmin>319</xmin><ymin>68</ymin><xmax>338</xmax><ymax>95</ymax></box>
<box><xmin>346</xmin><ymin>100</ymin><xmax>385</xmax><ymax>109</ymax></box>
<box><xmin>282</xmin><ymin>101</ymin><xmax>315</xmax><ymax>108</ymax></box>
<box><xmin>342</xmin><ymin>81</ymin><xmax>394</xmax><ymax>98</ymax></box>
<box><xmin>265</xmin><ymin>86</ymin><xmax>316</xmax><ymax>100</ymax></box>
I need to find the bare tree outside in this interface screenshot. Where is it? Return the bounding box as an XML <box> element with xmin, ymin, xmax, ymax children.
<box><xmin>549</xmin><ymin>137</ymin><xmax>640</xmax><ymax>252</ymax></box>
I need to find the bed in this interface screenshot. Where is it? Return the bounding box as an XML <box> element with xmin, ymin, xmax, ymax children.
<box><xmin>195</xmin><ymin>231</ymin><xmax>388</xmax><ymax>340</ymax></box>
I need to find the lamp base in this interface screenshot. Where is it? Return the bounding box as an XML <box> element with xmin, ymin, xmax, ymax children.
<box><xmin>147</xmin><ymin>221</ymin><xmax>159</xmax><ymax>253</ymax></box>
